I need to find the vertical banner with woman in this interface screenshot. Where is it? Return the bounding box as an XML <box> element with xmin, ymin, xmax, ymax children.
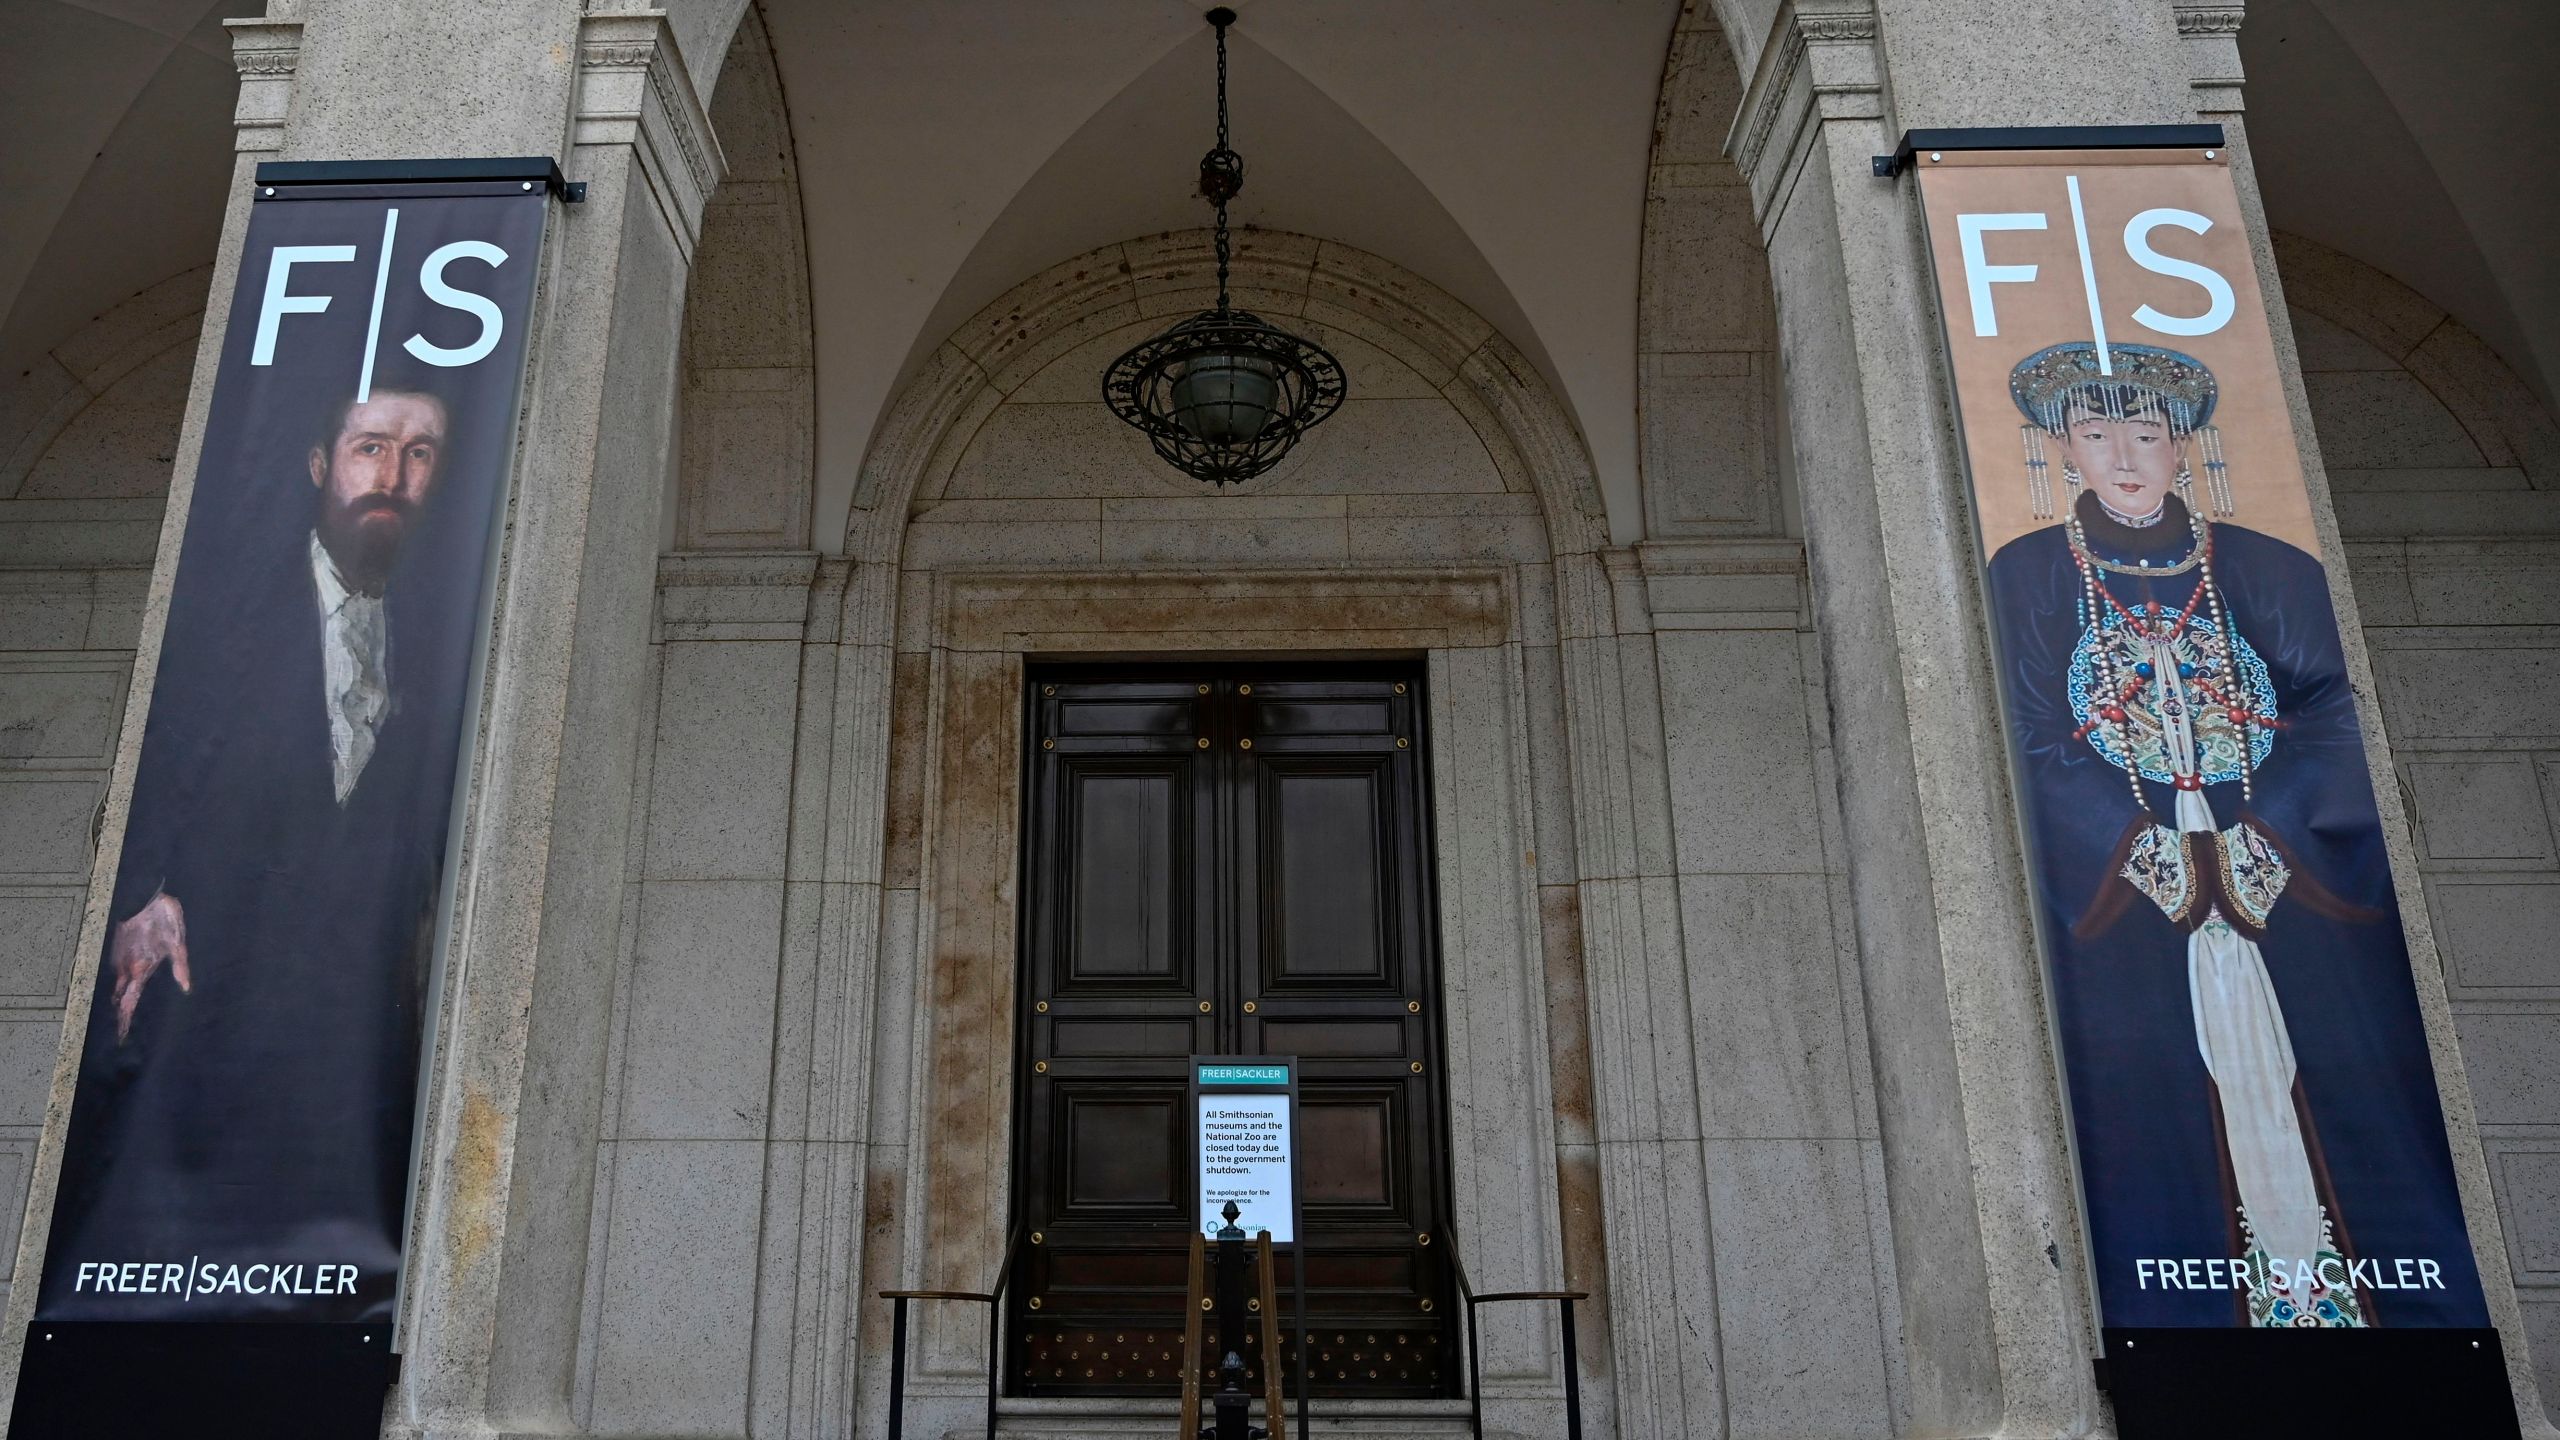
<box><xmin>13</xmin><ymin>162</ymin><xmax>554</xmax><ymax>1438</ymax></box>
<box><xmin>1913</xmin><ymin>141</ymin><xmax>2496</xmax><ymax>1358</ymax></box>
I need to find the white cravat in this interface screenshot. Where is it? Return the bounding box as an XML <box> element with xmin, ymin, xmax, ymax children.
<box><xmin>310</xmin><ymin>531</ymin><xmax>389</xmax><ymax>804</ymax></box>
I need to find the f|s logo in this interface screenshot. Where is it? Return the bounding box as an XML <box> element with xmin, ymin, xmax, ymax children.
<box><xmin>2123</xmin><ymin>208</ymin><xmax>2236</xmax><ymax>338</ymax></box>
<box><xmin>403</xmin><ymin>241</ymin><xmax>510</xmax><ymax>368</ymax></box>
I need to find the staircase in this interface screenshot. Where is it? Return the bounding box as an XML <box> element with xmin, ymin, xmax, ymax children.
<box><xmin>965</xmin><ymin>1398</ymin><xmax>1511</xmax><ymax>1440</ymax></box>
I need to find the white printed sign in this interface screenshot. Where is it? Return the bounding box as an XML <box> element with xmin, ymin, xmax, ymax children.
<box><xmin>1199</xmin><ymin>1093</ymin><xmax>1294</xmax><ymax>1242</ymax></box>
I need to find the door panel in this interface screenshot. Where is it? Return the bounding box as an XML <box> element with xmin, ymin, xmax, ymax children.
<box><xmin>1057</xmin><ymin>1089</ymin><xmax>1185</xmax><ymax>1212</ymax></box>
<box><xmin>1264</xmin><ymin>765</ymin><xmax>1389</xmax><ymax>983</ymax></box>
<box><xmin>1048</xmin><ymin>1018</ymin><xmax>1196</xmax><ymax>1058</ymax></box>
<box><xmin>1065</xmin><ymin>764</ymin><xmax>1185</xmax><ymax>982</ymax></box>
<box><xmin>1297</xmin><ymin>1091</ymin><xmax>1397</xmax><ymax>1207</ymax></box>
<box><xmin>1010</xmin><ymin>663</ymin><xmax>1453</xmax><ymax>1398</ymax></box>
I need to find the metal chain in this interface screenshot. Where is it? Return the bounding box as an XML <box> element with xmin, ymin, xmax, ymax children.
<box><xmin>1212</xmin><ymin>16</ymin><xmax>1232</xmax><ymax>309</ymax></box>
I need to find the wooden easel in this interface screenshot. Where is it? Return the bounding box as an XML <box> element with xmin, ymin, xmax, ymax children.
<box><xmin>1176</xmin><ymin>1228</ymin><xmax>1288</xmax><ymax>1438</ymax></box>
<box><xmin>1179</xmin><ymin>1231</ymin><xmax>1205</xmax><ymax>1433</ymax></box>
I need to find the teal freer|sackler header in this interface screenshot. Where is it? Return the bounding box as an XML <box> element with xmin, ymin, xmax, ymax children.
<box><xmin>1198</xmin><ymin>1063</ymin><xmax>1289</xmax><ymax>1086</ymax></box>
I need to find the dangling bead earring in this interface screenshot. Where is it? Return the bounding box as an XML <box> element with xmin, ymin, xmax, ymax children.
<box><xmin>2022</xmin><ymin>426</ymin><xmax>2055</xmax><ymax>519</ymax></box>
<box><xmin>2199</xmin><ymin>426</ymin><xmax>2235</xmax><ymax>517</ymax></box>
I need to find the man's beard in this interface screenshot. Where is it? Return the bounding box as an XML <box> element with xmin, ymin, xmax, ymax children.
<box><xmin>318</xmin><ymin>492</ymin><xmax>415</xmax><ymax>593</ymax></box>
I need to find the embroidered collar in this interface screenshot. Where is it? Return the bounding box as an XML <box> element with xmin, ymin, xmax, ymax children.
<box><xmin>2074</xmin><ymin>490</ymin><xmax>2200</xmax><ymax>567</ymax></box>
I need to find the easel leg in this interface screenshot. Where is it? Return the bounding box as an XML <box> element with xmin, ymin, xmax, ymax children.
<box><xmin>1180</xmin><ymin>1229</ymin><xmax>1207</xmax><ymax>1438</ymax></box>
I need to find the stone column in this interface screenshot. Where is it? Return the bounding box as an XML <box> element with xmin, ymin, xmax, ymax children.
<box><xmin>376</xmin><ymin>13</ymin><xmax>721</xmax><ymax>1436</ymax></box>
<box><xmin>0</xmin><ymin>5</ymin><xmax>723</xmax><ymax>1436</ymax></box>
<box><xmin>1728</xmin><ymin>8</ymin><xmax>2089</xmax><ymax>1428</ymax></box>
<box><xmin>1723</xmin><ymin>0</ymin><xmax>2549</xmax><ymax>1433</ymax></box>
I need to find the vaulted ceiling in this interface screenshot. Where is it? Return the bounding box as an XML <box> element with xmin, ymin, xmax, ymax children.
<box><xmin>0</xmin><ymin>1</ymin><xmax>233</xmax><ymax>395</ymax></box>
<box><xmin>755</xmin><ymin>0</ymin><xmax>1681</xmax><ymax>545</ymax></box>
<box><xmin>4</xmin><ymin>0</ymin><xmax>2554</xmax><ymax>542</ymax></box>
<box><xmin>2240</xmin><ymin>0</ymin><xmax>2560</xmax><ymax>412</ymax></box>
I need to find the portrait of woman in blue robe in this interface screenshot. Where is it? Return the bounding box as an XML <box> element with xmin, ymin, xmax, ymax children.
<box><xmin>1983</xmin><ymin>341</ymin><xmax>2486</xmax><ymax>1329</ymax></box>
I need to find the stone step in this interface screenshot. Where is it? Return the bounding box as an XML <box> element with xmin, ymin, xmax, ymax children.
<box><xmin>949</xmin><ymin>1398</ymin><xmax>1514</xmax><ymax>1440</ymax></box>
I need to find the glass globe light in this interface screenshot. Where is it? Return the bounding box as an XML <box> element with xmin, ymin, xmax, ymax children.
<box><xmin>1170</xmin><ymin>350</ymin><xmax>1281</xmax><ymax>444</ymax></box>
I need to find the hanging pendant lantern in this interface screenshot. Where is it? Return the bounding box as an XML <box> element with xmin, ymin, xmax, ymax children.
<box><xmin>1104</xmin><ymin>7</ymin><xmax>1344</xmax><ymax>485</ymax></box>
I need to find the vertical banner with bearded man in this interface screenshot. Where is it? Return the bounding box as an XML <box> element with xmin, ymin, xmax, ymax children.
<box><xmin>1911</xmin><ymin>135</ymin><xmax>2515</xmax><ymax>1428</ymax></box>
<box><xmin>12</xmin><ymin>162</ymin><xmax>555</xmax><ymax>1437</ymax></box>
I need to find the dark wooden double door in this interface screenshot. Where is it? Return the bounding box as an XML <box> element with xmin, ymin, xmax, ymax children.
<box><xmin>1008</xmin><ymin>663</ymin><xmax>1455</xmax><ymax>1397</ymax></box>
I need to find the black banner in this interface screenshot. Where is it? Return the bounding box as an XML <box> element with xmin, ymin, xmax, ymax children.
<box><xmin>24</xmin><ymin>169</ymin><xmax>547</xmax><ymax>1347</ymax></box>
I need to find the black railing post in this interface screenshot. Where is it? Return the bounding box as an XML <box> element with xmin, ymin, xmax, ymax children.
<box><xmin>1466</xmin><ymin>1298</ymin><xmax>1483</xmax><ymax>1440</ymax></box>
<box><xmin>984</xmin><ymin>1256</ymin><xmax>1006</xmax><ymax>1440</ymax></box>
<box><xmin>983</xmin><ymin>1294</ymin><xmax>1001</xmax><ymax>1440</ymax></box>
<box><xmin>1207</xmin><ymin>1201</ymin><xmax>1253</xmax><ymax>1440</ymax></box>
<box><xmin>886</xmin><ymin>1295</ymin><xmax>910</xmax><ymax>1440</ymax></box>
<box><xmin>1443</xmin><ymin>1231</ymin><xmax>1481</xmax><ymax>1440</ymax></box>
<box><xmin>1445</xmin><ymin>1225</ymin><xmax>1585</xmax><ymax>1440</ymax></box>
<box><xmin>873</xmin><ymin>1223</ymin><xmax>1020</xmax><ymax>1440</ymax></box>
<box><xmin>1558</xmin><ymin>1297</ymin><xmax>1583</xmax><ymax>1440</ymax></box>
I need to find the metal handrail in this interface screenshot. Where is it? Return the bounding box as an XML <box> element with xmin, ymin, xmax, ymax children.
<box><xmin>1440</xmin><ymin>1230</ymin><xmax>1588</xmax><ymax>1440</ymax></box>
<box><xmin>879</xmin><ymin>1221</ymin><xmax>1030</xmax><ymax>1440</ymax></box>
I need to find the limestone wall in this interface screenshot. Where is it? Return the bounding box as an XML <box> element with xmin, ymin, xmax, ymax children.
<box><xmin>2287</xmin><ymin>232</ymin><xmax>2560</xmax><ymax>1421</ymax></box>
<box><xmin>0</xmin><ymin>268</ymin><xmax>198</xmax><ymax>1326</ymax></box>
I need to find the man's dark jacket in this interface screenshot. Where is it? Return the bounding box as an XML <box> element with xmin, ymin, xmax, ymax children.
<box><xmin>40</xmin><ymin>488</ymin><xmax>469</xmax><ymax>1323</ymax></box>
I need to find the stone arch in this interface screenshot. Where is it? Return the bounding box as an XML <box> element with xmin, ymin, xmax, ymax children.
<box><xmin>849</xmin><ymin>228</ymin><xmax>1610</xmax><ymax>577</ymax></box>
<box><xmin>0</xmin><ymin>265</ymin><xmax>208</xmax><ymax>505</ymax></box>
<box><xmin>2275</xmin><ymin>230</ymin><xmax>2560</xmax><ymax>534</ymax></box>
<box><xmin>664</xmin><ymin>0</ymin><xmax>760</xmax><ymax>107</ymax></box>
<box><xmin>1636</xmin><ymin>2</ymin><xmax>1786</xmax><ymax>540</ymax></box>
<box><xmin>671</xmin><ymin>4</ymin><xmax>816</xmax><ymax>551</ymax></box>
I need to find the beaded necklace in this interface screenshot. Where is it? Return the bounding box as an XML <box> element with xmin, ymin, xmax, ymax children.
<box><xmin>2064</xmin><ymin>504</ymin><xmax>2278</xmax><ymax>807</ymax></box>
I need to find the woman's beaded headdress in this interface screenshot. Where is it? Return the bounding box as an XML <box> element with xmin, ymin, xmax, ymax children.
<box><xmin>2010</xmin><ymin>341</ymin><xmax>2231</xmax><ymax>520</ymax></box>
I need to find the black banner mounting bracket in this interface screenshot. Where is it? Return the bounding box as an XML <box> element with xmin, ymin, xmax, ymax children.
<box><xmin>252</xmin><ymin>156</ymin><xmax>583</xmax><ymax>203</ymax></box>
<box><xmin>1872</xmin><ymin>124</ymin><xmax>2227</xmax><ymax>178</ymax></box>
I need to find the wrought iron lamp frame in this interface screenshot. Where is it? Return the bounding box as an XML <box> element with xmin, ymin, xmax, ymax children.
<box><xmin>1101</xmin><ymin>6</ymin><xmax>1344</xmax><ymax>485</ymax></box>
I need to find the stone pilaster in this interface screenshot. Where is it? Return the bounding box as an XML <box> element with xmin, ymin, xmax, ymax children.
<box><xmin>1724</xmin><ymin>1</ymin><xmax>2173</xmax><ymax>1435</ymax></box>
<box><xmin>388</xmin><ymin>13</ymin><xmax>722</xmax><ymax>1435</ymax></box>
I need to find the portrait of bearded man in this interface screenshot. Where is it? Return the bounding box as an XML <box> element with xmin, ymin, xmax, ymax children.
<box><xmin>41</xmin><ymin>366</ymin><xmax>482</xmax><ymax>1321</ymax></box>
<box><xmin>1983</xmin><ymin>342</ymin><xmax>2487</xmax><ymax>1331</ymax></box>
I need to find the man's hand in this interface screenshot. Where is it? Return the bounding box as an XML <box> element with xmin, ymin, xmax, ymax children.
<box><xmin>109</xmin><ymin>892</ymin><xmax>190</xmax><ymax>1043</ymax></box>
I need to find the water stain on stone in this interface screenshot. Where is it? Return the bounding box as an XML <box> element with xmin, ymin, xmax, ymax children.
<box><xmin>1555</xmin><ymin>1147</ymin><xmax>1615</xmax><ymax>1379</ymax></box>
<box><xmin>1540</xmin><ymin>884</ymin><xmax>1597</xmax><ymax>1145</ymax></box>
<box><xmin>448</xmin><ymin>1085</ymin><xmax>505</xmax><ymax>1272</ymax></box>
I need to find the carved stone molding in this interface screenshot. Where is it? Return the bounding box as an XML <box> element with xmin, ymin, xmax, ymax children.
<box><xmin>224</xmin><ymin>19</ymin><xmax>303</xmax><ymax>154</ymax></box>
<box><xmin>573</xmin><ymin>12</ymin><xmax>725</xmax><ymax>257</ymax></box>
<box><xmin>1726</xmin><ymin>0</ymin><xmax>1884</xmax><ymax>223</ymax></box>
<box><xmin>654</xmin><ymin>552</ymin><xmax>825</xmax><ymax>641</ymax></box>
<box><xmin>934</xmin><ymin>567</ymin><xmax>1515</xmax><ymax>654</ymax></box>
<box><xmin>2175</xmin><ymin>2</ymin><xmax>2249</xmax><ymax>111</ymax></box>
<box><xmin>1635</xmin><ymin>537</ymin><xmax>1812</xmax><ymax>630</ymax></box>
<box><xmin>1797</xmin><ymin>13</ymin><xmax>1881</xmax><ymax>42</ymax></box>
